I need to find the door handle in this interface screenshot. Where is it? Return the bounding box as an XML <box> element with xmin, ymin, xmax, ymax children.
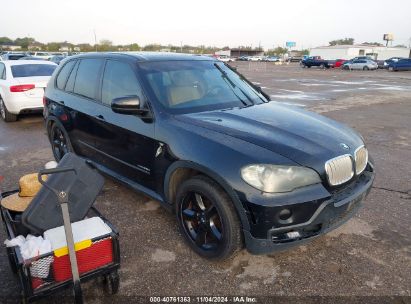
<box><xmin>95</xmin><ymin>114</ymin><xmax>105</xmax><ymax>120</ymax></box>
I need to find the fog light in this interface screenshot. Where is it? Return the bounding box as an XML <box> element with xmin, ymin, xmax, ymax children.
<box><xmin>277</xmin><ymin>208</ymin><xmax>293</xmax><ymax>224</ymax></box>
<box><xmin>279</xmin><ymin>209</ymin><xmax>291</xmax><ymax>220</ymax></box>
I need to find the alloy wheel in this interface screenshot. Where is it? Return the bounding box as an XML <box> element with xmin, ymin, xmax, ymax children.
<box><xmin>180</xmin><ymin>191</ymin><xmax>223</xmax><ymax>251</ymax></box>
<box><xmin>52</xmin><ymin>127</ymin><xmax>69</xmax><ymax>161</ymax></box>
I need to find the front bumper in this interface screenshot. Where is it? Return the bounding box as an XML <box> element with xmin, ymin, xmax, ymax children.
<box><xmin>243</xmin><ymin>168</ymin><xmax>375</xmax><ymax>255</ymax></box>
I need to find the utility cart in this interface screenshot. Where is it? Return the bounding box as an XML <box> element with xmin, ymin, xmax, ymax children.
<box><xmin>1</xmin><ymin>154</ymin><xmax>121</xmax><ymax>303</ymax></box>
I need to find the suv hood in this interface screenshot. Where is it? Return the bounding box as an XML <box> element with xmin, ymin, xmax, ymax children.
<box><xmin>176</xmin><ymin>102</ymin><xmax>363</xmax><ymax>174</ymax></box>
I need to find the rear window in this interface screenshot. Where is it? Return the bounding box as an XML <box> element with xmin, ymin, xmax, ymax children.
<box><xmin>11</xmin><ymin>64</ymin><xmax>56</xmax><ymax>78</ymax></box>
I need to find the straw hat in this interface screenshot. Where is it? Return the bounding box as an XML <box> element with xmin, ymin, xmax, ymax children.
<box><xmin>1</xmin><ymin>173</ymin><xmax>46</xmax><ymax>212</ymax></box>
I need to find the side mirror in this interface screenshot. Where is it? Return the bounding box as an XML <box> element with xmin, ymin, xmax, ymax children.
<box><xmin>111</xmin><ymin>96</ymin><xmax>149</xmax><ymax>116</ymax></box>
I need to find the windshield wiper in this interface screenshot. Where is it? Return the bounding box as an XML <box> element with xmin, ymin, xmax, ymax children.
<box><xmin>225</xmin><ymin>64</ymin><xmax>270</xmax><ymax>103</ymax></box>
<box><xmin>213</xmin><ymin>63</ymin><xmax>253</xmax><ymax>107</ymax></box>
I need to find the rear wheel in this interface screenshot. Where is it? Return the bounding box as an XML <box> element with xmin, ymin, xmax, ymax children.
<box><xmin>319</xmin><ymin>63</ymin><xmax>325</xmax><ymax>69</ymax></box>
<box><xmin>49</xmin><ymin>123</ymin><xmax>73</xmax><ymax>161</ymax></box>
<box><xmin>175</xmin><ymin>176</ymin><xmax>243</xmax><ymax>260</ymax></box>
<box><xmin>0</xmin><ymin>97</ymin><xmax>17</xmax><ymax>122</ymax></box>
<box><xmin>363</xmin><ymin>66</ymin><xmax>369</xmax><ymax>71</ymax></box>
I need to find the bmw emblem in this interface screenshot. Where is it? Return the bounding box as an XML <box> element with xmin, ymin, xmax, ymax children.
<box><xmin>340</xmin><ymin>143</ymin><xmax>350</xmax><ymax>150</ymax></box>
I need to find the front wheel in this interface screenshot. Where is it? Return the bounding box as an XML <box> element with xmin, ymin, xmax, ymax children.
<box><xmin>0</xmin><ymin>97</ymin><xmax>17</xmax><ymax>122</ymax></box>
<box><xmin>363</xmin><ymin>66</ymin><xmax>369</xmax><ymax>70</ymax></box>
<box><xmin>175</xmin><ymin>176</ymin><xmax>243</xmax><ymax>260</ymax></box>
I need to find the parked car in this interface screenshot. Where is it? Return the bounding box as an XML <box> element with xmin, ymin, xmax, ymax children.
<box><xmin>388</xmin><ymin>58</ymin><xmax>411</xmax><ymax>71</ymax></box>
<box><xmin>44</xmin><ymin>52</ymin><xmax>374</xmax><ymax>260</ymax></box>
<box><xmin>300</xmin><ymin>56</ymin><xmax>331</xmax><ymax>68</ymax></box>
<box><xmin>288</xmin><ymin>56</ymin><xmax>303</xmax><ymax>62</ymax></box>
<box><xmin>330</xmin><ymin>59</ymin><xmax>347</xmax><ymax>68</ymax></box>
<box><xmin>342</xmin><ymin>59</ymin><xmax>378</xmax><ymax>70</ymax></box>
<box><xmin>264</xmin><ymin>56</ymin><xmax>281</xmax><ymax>62</ymax></box>
<box><xmin>351</xmin><ymin>56</ymin><xmax>375</xmax><ymax>62</ymax></box>
<box><xmin>216</xmin><ymin>55</ymin><xmax>234</xmax><ymax>62</ymax></box>
<box><xmin>26</xmin><ymin>51</ymin><xmax>53</xmax><ymax>60</ymax></box>
<box><xmin>237</xmin><ymin>56</ymin><xmax>249</xmax><ymax>61</ymax></box>
<box><xmin>1</xmin><ymin>53</ymin><xmax>27</xmax><ymax>60</ymax></box>
<box><xmin>49</xmin><ymin>55</ymin><xmax>67</xmax><ymax>65</ymax></box>
<box><xmin>18</xmin><ymin>56</ymin><xmax>47</xmax><ymax>61</ymax></box>
<box><xmin>383</xmin><ymin>57</ymin><xmax>406</xmax><ymax>69</ymax></box>
<box><xmin>248</xmin><ymin>56</ymin><xmax>263</xmax><ymax>61</ymax></box>
<box><xmin>0</xmin><ymin>60</ymin><xmax>57</xmax><ymax>122</ymax></box>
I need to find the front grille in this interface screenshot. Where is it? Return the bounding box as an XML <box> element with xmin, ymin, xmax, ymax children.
<box><xmin>325</xmin><ymin>154</ymin><xmax>354</xmax><ymax>186</ymax></box>
<box><xmin>355</xmin><ymin>145</ymin><xmax>368</xmax><ymax>175</ymax></box>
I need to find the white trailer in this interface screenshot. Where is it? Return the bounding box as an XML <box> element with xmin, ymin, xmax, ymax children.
<box><xmin>309</xmin><ymin>45</ymin><xmax>411</xmax><ymax>60</ymax></box>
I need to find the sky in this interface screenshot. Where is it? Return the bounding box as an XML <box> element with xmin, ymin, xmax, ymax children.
<box><xmin>1</xmin><ymin>0</ymin><xmax>410</xmax><ymax>49</ymax></box>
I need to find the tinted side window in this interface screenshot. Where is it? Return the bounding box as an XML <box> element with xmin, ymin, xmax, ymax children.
<box><xmin>0</xmin><ymin>63</ymin><xmax>5</xmax><ymax>80</ymax></box>
<box><xmin>56</xmin><ymin>60</ymin><xmax>76</xmax><ymax>90</ymax></box>
<box><xmin>73</xmin><ymin>59</ymin><xmax>103</xmax><ymax>99</ymax></box>
<box><xmin>65</xmin><ymin>60</ymin><xmax>79</xmax><ymax>92</ymax></box>
<box><xmin>101</xmin><ymin>60</ymin><xmax>143</xmax><ymax>106</ymax></box>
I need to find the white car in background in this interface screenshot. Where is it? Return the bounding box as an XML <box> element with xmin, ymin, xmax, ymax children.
<box><xmin>0</xmin><ymin>60</ymin><xmax>57</xmax><ymax>122</ymax></box>
<box><xmin>216</xmin><ymin>55</ymin><xmax>234</xmax><ymax>62</ymax></box>
<box><xmin>248</xmin><ymin>56</ymin><xmax>264</xmax><ymax>61</ymax></box>
<box><xmin>26</xmin><ymin>51</ymin><xmax>53</xmax><ymax>60</ymax></box>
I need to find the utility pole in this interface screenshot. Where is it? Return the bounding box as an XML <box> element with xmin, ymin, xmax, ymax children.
<box><xmin>93</xmin><ymin>29</ymin><xmax>97</xmax><ymax>52</ymax></box>
<box><xmin>180</xmin><ymin>41</ymin><xmax>183</xmax><ymax>53</ymax></box>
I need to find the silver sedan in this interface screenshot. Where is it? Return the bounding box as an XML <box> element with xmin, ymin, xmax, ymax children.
<box><xmin>343</xmin><ymin>59</ymin><xmax>378</xmax><ymax>70</ymax></box>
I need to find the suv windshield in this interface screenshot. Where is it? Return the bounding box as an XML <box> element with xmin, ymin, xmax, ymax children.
<box><xmin>11</xmin><ymin>64</ymin><xmax>56</xmax><ymax>78</ymax></box>
<box><xmin>138</xmin><ymin>60</ymin><xmax>268</xmax><ymax>114</ymax></box>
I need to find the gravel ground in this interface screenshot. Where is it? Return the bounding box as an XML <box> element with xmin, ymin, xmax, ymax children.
<box><xmin>0</xmin><ymin>62</ymin><xmax>410</xmax><ymax>303</ymax></box>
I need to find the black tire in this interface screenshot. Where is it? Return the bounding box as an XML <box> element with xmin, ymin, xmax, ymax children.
<box><xmin>175</xmin><ymin>176</ymin><xmax>243</xmax><ymax>260</ymax></box>
<box><xmin>0</xmin><ymin>96</ymin><xmax>17</xmax><ymax>122</ymax></box>
<box><xmin>363</xmin><ymin>66</ymin><xmax>369</xmax><ymax>71</ymax></box>
<box><xmin>104</xmin><ymin>271</ymin><xmax>120</xmax><ymax>295</ymax></box>
<box><xmin>49</xmin><ymin>122</ymin><xmax>73</xmax><ymax>161</ymax></box>
<box><xmin>319</xmin><ymin>63</ymin><xmax>325</xmax><ymax>69</ymax></box>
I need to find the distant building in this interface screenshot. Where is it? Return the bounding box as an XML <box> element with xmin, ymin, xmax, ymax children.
<box><xmin>309</xmin><ymin>45</ymin><xmax>411</xmax><ymax>60</ymax></box>
<box><xmin>215</xmin><ymin>48</ymin><xmax>264</xmax><ymax>58</ymax></box>
<box><xmin>0</xmin><ymin>44</ymin><xmax>21</xmax><ymax>51</ymax></box>
<box><xmin>59</xmin><ymin>43</ymin><xmax>73</xmax><ymax>52</ymax></box>
<box><xmin>28</xmin><ymin>43</ymin><xmax>43</xmax><ymax>51</ymax></box>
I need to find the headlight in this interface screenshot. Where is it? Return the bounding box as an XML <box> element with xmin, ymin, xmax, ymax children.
<box><xmin>241</xmin><ymin>165</ymin><xmax>321</xmax><ymax>193</ymax></box>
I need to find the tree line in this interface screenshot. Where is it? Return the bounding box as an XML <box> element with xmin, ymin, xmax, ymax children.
<box><xmin>0</xmin><ymin>36</ymin><xmax>268</xmax><ymax>53</ymax></box>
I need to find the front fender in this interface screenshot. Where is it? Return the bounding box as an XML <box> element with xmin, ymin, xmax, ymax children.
<box><xmin>164</xmin><ymin>160</ymin><xmax>251</xmax><ymax>231</ymax></box>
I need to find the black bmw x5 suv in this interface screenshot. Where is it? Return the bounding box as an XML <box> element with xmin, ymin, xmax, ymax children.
<box><xmin>44</xmin><ymin>52</ymin><xmax>375</xmax><ymax>260</ymax></box>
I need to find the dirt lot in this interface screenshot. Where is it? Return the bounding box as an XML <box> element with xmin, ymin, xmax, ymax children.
<box><xmin>0</xmin><ymin>62</ymin><xmax>410</xmax><ymax>303</ymax></box>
